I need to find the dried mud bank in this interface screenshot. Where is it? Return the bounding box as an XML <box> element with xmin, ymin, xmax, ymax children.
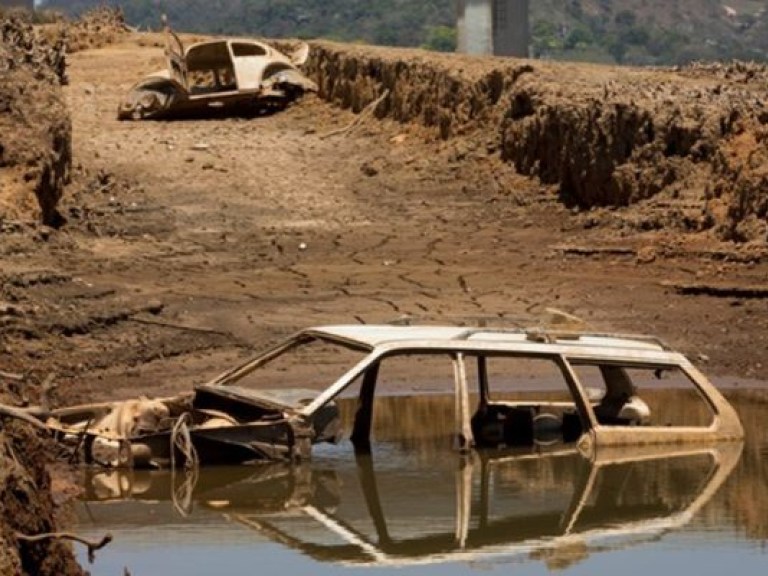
<box><xmin>0</xmin><ymin>419</ymin><xmax>84</xmax><ymax>576</ymax></box>
<box><xmin>0</xmin><ymin>14</ymin><xmax>70</xmax><ymax>227</ymax></box>
<box><xmin>307</xmin><ymin>43</ymin><xmax>767</xmax><ymax>244</ymax></box>
<box><xmin>0</xmin><ymin>10</ymin><xmax>128</xmax><ymax>576</ymax></box>
<box><xmin>0</xmin><ymin>15</ymin><xmax>79</xmax><ymax>573</ymax></box>
<box><xmin>0</xmin><ymin>8</ymin><xmax>128</xmax><ymax>227</ymax></box>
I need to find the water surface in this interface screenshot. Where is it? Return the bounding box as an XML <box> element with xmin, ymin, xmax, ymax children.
<box><xmin>75</xmin><ymin>391</ymin><xmax>768</xmax><ymax>575</ymax></box>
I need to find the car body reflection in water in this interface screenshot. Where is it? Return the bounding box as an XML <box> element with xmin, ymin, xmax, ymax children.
<box><xmin>76</xmin><ymin>395</ymin><xmax>745</xmax><ymax>573</ymax></box>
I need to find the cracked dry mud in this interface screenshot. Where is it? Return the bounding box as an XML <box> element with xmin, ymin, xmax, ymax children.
<box><xmin>1</xmin><ymin>35</ymin><xmax>767</xmax><ymax>415</ymax></box>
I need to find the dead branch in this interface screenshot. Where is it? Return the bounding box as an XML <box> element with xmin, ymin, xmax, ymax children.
<box><xmin>128</xmin><ymin>315</ymin><xmax>236</xmax><ymax>338</ymax></box>
<box><xmin>40</xmin><ymin>372</ymin><xmax>57</xmax><ymax>413</ymax></box>
<box><xmin>0</xmin><ymin>403</ymin><xmax>48</xmax><ymax>431</ymax></box>
<box><xmin>553</xmin><ymin>245</ymin><xmax>637</xmax><ymax>257</ymax></box>
<box><xmin>320</xmin><ymin>89</ymin><xmax>390</xmax><ymax>139</ymax></box>
<box><xmin>662</xmin><ymin>281</ymin><xmax>768</xmax><ymax>299</ymax></box>
<box><xmin>15</xmin><ymin>531</ymin><xmax>113</xmax><ymax>563</ymax></box>
<box><xmin>0</xmin><ymin>370</ymin><xmax>24</xmax><ymax>381</ymax></box>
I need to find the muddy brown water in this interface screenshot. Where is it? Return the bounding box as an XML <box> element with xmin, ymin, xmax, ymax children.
<box><xmin>74</xmin><ymin>390</ymin><xmax>767</xmax><ymax>575</ymax></box>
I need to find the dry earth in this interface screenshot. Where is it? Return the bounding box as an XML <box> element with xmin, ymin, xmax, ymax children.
<box><xmin>3</xmin><ymin>34</ymin><xmax>768</xmax><ymax>405</ymax></box>
<box><xmin>1</xmin><ymin>24</ymin><xmax>767</xmax><ymax>576</ymax></box>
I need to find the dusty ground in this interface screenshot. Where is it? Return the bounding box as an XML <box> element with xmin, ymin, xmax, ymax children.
<box><xmin>1</xmin><ymin>33</ymin><xmax>766</xmax><ymax>413</ymax></box>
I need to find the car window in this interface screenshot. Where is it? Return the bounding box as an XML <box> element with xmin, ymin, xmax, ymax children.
<box><xmin>569</xmin><ymin>362</ymin><xmax>715</xmax><ymax>427</ymax></box>
<box><xmin>226</xmin><ymin>336</ymin><xmax>369</xmax><ymax>407</ymax></box>
<box><xmin>471</xmin><ymin>354</ymin><xmax>575</xmax><ymax>403</ymax></box>
<box><xmin>232</xmin><ymin>42</ymin><xmax>268</xmax><ymax>57</ymax></box>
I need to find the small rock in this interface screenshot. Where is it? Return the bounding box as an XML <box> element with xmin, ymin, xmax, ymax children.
<box><xmin>636</xmin><ymin>246</ymin><xmax>657</xmax><ymax>264</ymax></box>
<box><xmin>361</xmin><ymin>162</ymin><xmax>378</xmax><ymax>177</ymax></box>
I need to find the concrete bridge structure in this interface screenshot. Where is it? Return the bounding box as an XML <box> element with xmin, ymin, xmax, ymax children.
<box><xmin>457</xmin><ymin>0</ymin><xmax>529</xmax><ymax>57</ymax></box>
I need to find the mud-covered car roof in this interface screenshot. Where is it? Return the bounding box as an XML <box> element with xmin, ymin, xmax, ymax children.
<box><xmin>306</xmin><ymin>324</ymin><xmax>670</xmax><ymax>353</ymax></box>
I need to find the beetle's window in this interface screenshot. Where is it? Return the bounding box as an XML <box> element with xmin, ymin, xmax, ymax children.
<box><xmin>232</xmin><ymin>42</ymin><xmax>268</xmax><ymax>57</ymax></box>
<box><xmin>186</xmin><ymin>42</ymin><xmax>237</xmax><ymax>93</ymax></box>
<box><xmin>569</xmin><ymin>363</ymin><xmax>715</xmax><ymax>428</ymax></box>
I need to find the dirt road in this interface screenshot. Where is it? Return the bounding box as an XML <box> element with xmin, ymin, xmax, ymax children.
<box><xmin>2</xmin><ymin>36</ymin><xmax>766</xmax><ymax>408</ymax></box>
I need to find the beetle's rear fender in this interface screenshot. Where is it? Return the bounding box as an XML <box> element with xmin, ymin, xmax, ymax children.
<box><xmin>117</xmin><ymin>76</ymin><xmax>187</xmax><ymax>120</ymax></box>
<box><xmin>262</xmin><ymin>64</ymin><xmax>318</xmax><ymax>93</ymax></box>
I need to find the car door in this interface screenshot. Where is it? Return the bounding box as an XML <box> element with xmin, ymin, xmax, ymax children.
<box><xmin>163</xmin><ymin>17</ymin><xmax>188</xmax><ymax>90</ymax></box>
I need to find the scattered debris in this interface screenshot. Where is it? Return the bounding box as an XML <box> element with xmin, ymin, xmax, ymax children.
<box><xmin>320</xmin><ymin>89</ymin><xmax>390</xmax><ymax>140</ymax></box>
<box><xmin>662</xmin><ymin>281</ymin><xmax>768</xmax><ymax>299</ymax></box>
<box><xmin>553</xmin><ymin>245</ymin><xmax>637</xmax><ymax>257</ymax></box>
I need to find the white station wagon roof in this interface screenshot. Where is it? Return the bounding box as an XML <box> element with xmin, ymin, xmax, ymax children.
<box><xmin>307</xmin><ymin>325</ymin><xmax>668</xmax><ymax>352</ymax></box>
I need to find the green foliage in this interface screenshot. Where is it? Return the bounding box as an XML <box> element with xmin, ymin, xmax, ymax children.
<box><xmin>564</xmin><ymin>27</ymin><xmax>593</xmax><ymax>50</ymax></box>
<box><xmin>36</xmin><ymin>0</ymin><xmax>768</xmax><ymax>65</ymax></box>
<box><xmin>532</xmin><ymin>19</ymin><xmax>564</xmax><ymax>56</ymax></box>
<box><xmin>40</xmin><ymin>0</ymin><xmax>456</xmax><ymax>48</ymax></box>
<box><xmin>422</xmin><ymin>25</ymin><xmax>456</xmax><ymax>53</ymax></box>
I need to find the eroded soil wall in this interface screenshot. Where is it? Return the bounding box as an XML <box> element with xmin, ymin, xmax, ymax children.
<box><xmin>0</xmin><ymin>10</ymin><xmax>128</xmax><ymax>576</ymax></box>
<box><xmin>0</xmin><ymin>15</ymin><xmax>70</xmax><ymax>226</ymax></box>
<box><xmin>0</xmin><ymin>421</ymin><xmax>85</xmax><ymax>576</ymax></box>
<box><xmin>0</xmin><ymin>8</ymin><xmax>127</xmax><ymax>227</ymax></box>
<box><xmin>307</xmin><ymin>43</ymin><xmax>767</xmax><ymax>243</ymax></box>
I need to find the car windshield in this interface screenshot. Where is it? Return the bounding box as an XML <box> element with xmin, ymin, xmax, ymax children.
<box><xmin>218</xmin><ymin>335</ymin><xmax>370</xmax><ymax>409</ymax></box>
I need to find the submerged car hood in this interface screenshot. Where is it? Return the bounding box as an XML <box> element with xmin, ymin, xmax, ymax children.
<box><xmin>194</xmin><ymin>384</ymin><xmax>320</xmax><ymax>411</ymax></box>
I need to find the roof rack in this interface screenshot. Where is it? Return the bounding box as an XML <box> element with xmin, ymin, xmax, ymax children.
<box><xmin>385</xmin><ymin>317</ymin><xmax>672</xmax><ymax>351</ymax></box>
<box><xmin>451</xmin><ymin>327</ymin><xmax>671</xmax><ymax>351</ymax></box>
<box><xmin>524</xmin><ymin>329</ymin><xmax>671</xmax><ymax>350</ymax></box>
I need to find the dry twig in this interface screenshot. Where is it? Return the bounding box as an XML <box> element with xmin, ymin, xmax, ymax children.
<box><xmin>0</xmin><ymin>403</ymin><xmax>48</xmax><ymax>431</ymax></box>
<box><xmin>0</xmin><ymin>370</ymin><xmax>24</xmax><ymax>381</ymax></box>
<box><xmin>15</xmin><ymin>531</ymin><xmax>113</xmax><ymax>563</ymax></box>
<box><xmin>320</xmin><ymin>89</ymin><xmax>390</xmax><ymax>139</ymax></box>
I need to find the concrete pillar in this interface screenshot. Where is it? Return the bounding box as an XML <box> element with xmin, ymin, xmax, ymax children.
<box><xmin>457</xmin><ymin>0</ymin><xmax>529</xmax><ymax>57</ymax></box>
<box><xmin>493</xmin><ymin>0</ymin><xmax>529</xmax><ymax>57</ymax></box>
<box><xmin>457</xmin><ymin>0</ymin><xmax>494</xmax><ymax>55</ymax></box>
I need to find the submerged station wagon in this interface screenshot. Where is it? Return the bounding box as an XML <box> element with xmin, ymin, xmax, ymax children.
<box><xmin>45</xmin><ymin>324</ymin><xmax>744</xmax><ymax>468</ymax></box>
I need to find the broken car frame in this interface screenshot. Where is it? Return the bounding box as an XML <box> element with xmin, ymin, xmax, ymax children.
<box><xmin>40</xmin><ymin>324</ymin><xmax>744</xmax><ymax>469</ymax></box>
<box><xmin>117</xmin><ymin>19</ymin><xmax>317</xmax><ymax>120</ymax></box>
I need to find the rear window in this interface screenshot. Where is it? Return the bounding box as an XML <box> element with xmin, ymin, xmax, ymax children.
<box><xmin>232</xmin><ymin>42</ymin><xmax>268</xmax><ymax>57</ymax></box>
<box><xmin>569</xmin><ymin>362</ymin><xmax>715</xmax><ymax>428</ymax></box>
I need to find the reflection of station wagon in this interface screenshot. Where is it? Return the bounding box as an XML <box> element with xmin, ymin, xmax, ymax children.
<box><xmin>78</xmin><ymin>441</ymin><xmax>743</xmax><ymax>568</ymax></box>
<box><xmin>46</xmin><ymin>324</ymin><xmax>744</xmax><ymax>468</ymax></box>
<box><xmin>117</xmin><ymin>24</ymin><xmax>316</xmax><ymax>120</ymax></box>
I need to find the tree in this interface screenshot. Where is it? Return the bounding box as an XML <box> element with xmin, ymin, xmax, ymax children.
<box><xmin>422</xmin><ymin>25</ymin><xmax>456</xmax><ymax>52</ymax></box>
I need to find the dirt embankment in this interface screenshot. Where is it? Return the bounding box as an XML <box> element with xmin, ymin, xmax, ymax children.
<box><xmin>307</xmin><ymin>43</ymin><xmax>768</xmax><ymax>244</ymax></box>
<box><xmin>0</xmin><ymin>9</ymin><xmax>128</xmax><ymax>576</ymax></box>
<box><xmin>0</xmin><ymin>8</ymin><xmax>128</xmax><ymax>228</ymax></box>
<box><xmin>0</xmin><ymin>15</ymin><xmax>69</xmax><ymax>227</ymax></box>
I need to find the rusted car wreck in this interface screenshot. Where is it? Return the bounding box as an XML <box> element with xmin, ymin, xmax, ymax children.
<box><xmin>117</xmin><ymin>23</ymin><xmax>316</xmax><ymax>120</ymax></box>
<box><xmin>41</xmin><ymin>324</ymin><xmax>743</xmax><ymax>469</ymax></box>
